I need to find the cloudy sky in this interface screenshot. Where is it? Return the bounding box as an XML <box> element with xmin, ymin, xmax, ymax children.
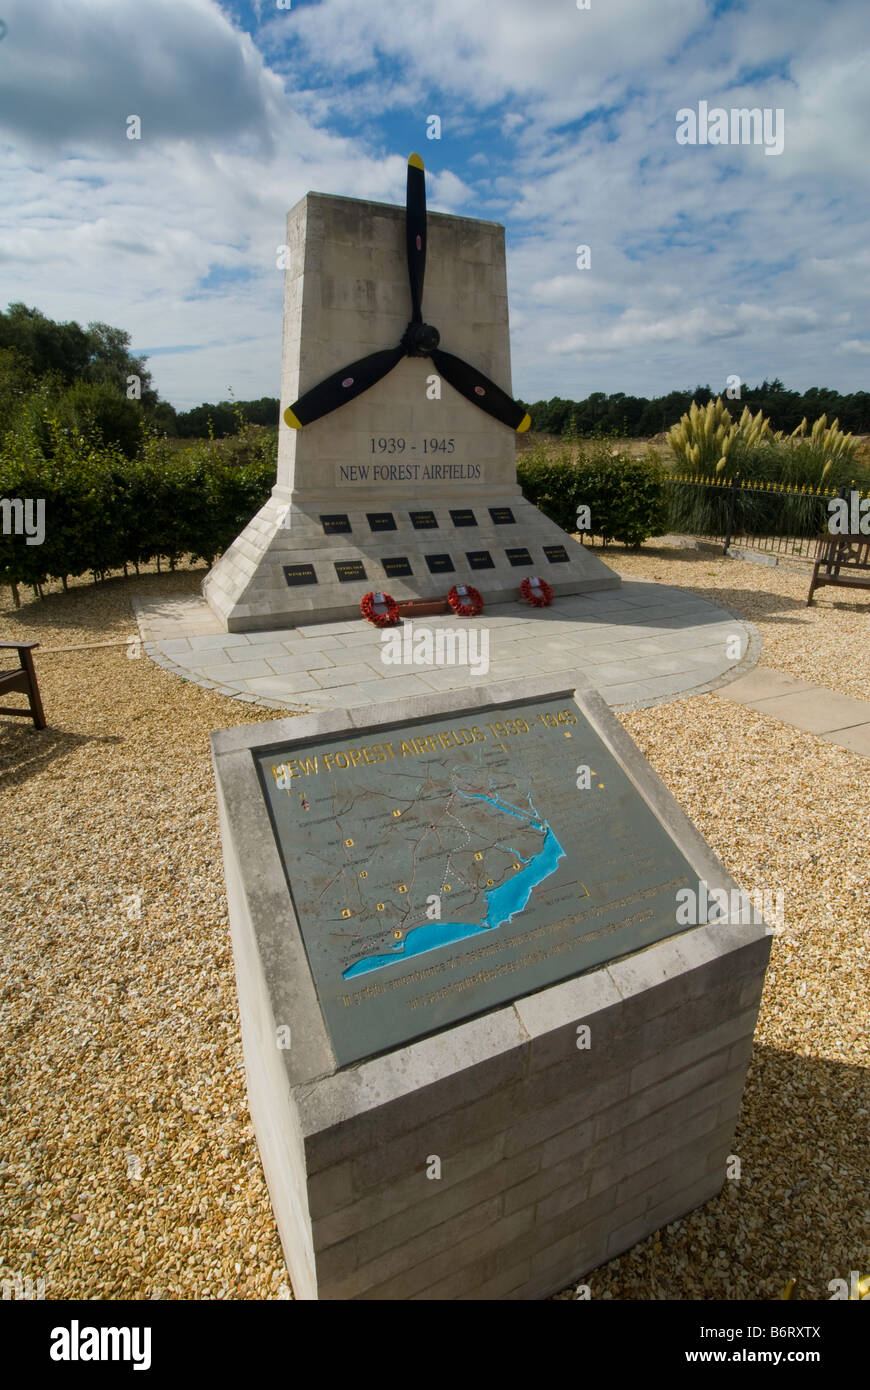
<box><xmin>1</xmin><ymin>0</ymin><xmax>868</xmax><ymax>409</ymax></box>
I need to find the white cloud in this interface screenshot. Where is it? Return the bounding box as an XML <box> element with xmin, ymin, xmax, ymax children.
<box><xmin>265</xmin><ymin>0</ymin><xmax>707</xmax><ymax>113</ymax></box>
<box><xmin>0</xmin><ymin>0</ymin><xmax>283</xmax><ymax>151</ymax></box>
<box><xmin>0</xmin><ymin>0</ymin><xmax>415</xmax><ymax>406</ymax></box>
<box><xmin>0</xmin><ymin>0</ymin><xmax>868</xmax><ymax>410</ymax></box>
<box><xmin>551</xmin><ymin>306</ymin><xmax>744</xmax><ymax>356</ymax></box>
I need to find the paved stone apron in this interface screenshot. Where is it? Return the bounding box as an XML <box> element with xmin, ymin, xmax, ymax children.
<box><xmin>133</xmin><ymin>578</ymin><xmax>761</xmax><ymax>713</ymax></box>
<box><xmin>715</xmin><ymin>666</ymin><xmax>870</xmax><ymax>757</ymax></box>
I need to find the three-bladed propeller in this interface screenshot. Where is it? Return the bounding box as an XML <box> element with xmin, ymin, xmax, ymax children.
<box><xmin>283</xmin><ymin>153</ymin><xmax>531</xmax><ymax>434</ymax></box>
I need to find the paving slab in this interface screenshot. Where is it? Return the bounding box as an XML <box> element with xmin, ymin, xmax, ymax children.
<box><xmin>136</xmin><ymin>581</ymin><xmax>761</xmax><ymax>715</ymax></box>
<box><xmin>133</xmin><ymin>595</ymin><xmax>226</xmax><ymax>641</ymax></box>
<box><xmin>266</xmin><ymin>651</ymin><xmax>337</xmax><ymax>674</ymax></box>
<box><xmin>243</xmin><ymin>674</ymin><xmax>323</xmax><ymax>697</ymax></box>
<box><xmin>716</xmin><ymin>666</ymin><xmax>820</xmax><ymax>704</ymax></box>
<box><xmin>327</xmin><ymin>644</ymin><xmax>390</xmax><ymax>669</ymax></box>
<box><xmin>588</xmin><ymin>661</ymin><xmax>653</xmax><ymax>685</ymax></box>
<box><xmin>631</xmin><ymin>633</ymin><xmax>717</xmax><ymax>655</ymax></box>
<box><xmin>314</xmin><ymin>662</ymin><xmax>383</xmax><ymax>689</ymax></box>
<box><xmin>228</xmin><ymin>642</ymin><xmax>288</xmax><ymax>662</ymax></box>
<box><xmin>299</xmin><ymin>684</ymin><xmax>377</xmax><ymax>706</ymax></box>
<box><xmin>245</xmin><ymin>628</ymin><xmax>298</xmax><ymax>645</ymax></box>
<box><xmin>332</xmin><ymin>630</ymin><xmax>389</xmax><ymax>649</ymax></box>
<box><xmin>188</xmin><ymin>632</ymin><xmax>252</xmax><ymax>650</ymax></box>
<box><xmin>715</xmin><ymin>663</ymin><xmax>870</xmax><ymax>756</ymax></box>
<box><xmin>643</xmin><ymin>653</ymin><xmax>710</xmax><ymax>677</ymax></box>
<box><xmin>356</xmin><ymin>675</ymin><xmax>441</xmax><ymax>702</ymax></box>
<box><xmin>168</xmin><ymin>649</ymin><xmax>235</xmax><ymax>670</ymax></box>
<box><xmin>726</xmin><ymin>688</ymin><xmax>870</xmax><ymax>736</ymax></box>
<box><xmin>819</xmin><ymin>724</ymin><xmax>870</xmax><ymax>756</ymax></box>
<box><xmin>414</xmin><ymin>668</ymin><xmax>480</xmax><ymax>690</ymax></box>
<box><xmin>680</xmin><ymin>645</ymin><xmax>736</xmax><ymax>667</ymax></box>
<box><xmin>279</xmin><ymin>634</ymin><xmax>346</xmax><ymax>653</ymax></box>
<box><xmin>197</xmin><ymin>659</ymin><xmax>274</xmax><ymax>682</ymax></box>
<box><xmin>295</xmin><ymin>621</ymin><xmax>361</xmax><ymax>638</ymax></box>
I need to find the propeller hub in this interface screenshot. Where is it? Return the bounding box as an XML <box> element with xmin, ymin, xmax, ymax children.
<box><xmin>402</xmin><ymin>321</ymin><xmax>440</xmax><ymax>356</ymax></box>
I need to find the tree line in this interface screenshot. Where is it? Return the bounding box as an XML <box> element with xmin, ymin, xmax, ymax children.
<box><xmin>0</xmin><ymin>303</ymin><xmax>278</xmax><ymax>451</ymax></box>
<box><xmin>2</xmin><ymin>304</ymin><xmax>866</xmax><ymax>450</ymax></box>
<box><xmin>517</xmin><ymin>380</ymin><xmax>870</xmax><ymax>439</ymax></box>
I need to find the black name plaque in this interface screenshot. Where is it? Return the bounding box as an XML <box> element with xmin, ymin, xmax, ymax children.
<box><xmin>467</xmin><ymin>551</ymin><xmax>494</xmax><ymax>570</ymax></box>
<box><xmin>382</xmin><ymin>557</ymin><xmax>413</xmax><ymax>578</ymax></box>
<box><xmin>334</xmin><ymin>560</ymin><xmax>367</xmax><ymax>583</ymax></box>
<box><xmin>424</xmin><ymin>553</ymin><xmax>455</xmax><ymax>574</ymax></box>
<box><xmin>284</xmin><ymin>564</ymin><xmax>317</xmax><ymax>587</ymax></box>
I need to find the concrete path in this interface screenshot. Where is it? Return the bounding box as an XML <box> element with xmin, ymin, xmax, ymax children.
<box><xmin>133</xmin><ymin>580</ymin><xmax>760</xmax><ymax>713</ymax></box>
<box><xmin>715</xmin><ymin>667</ymin><xmax>870</xmax><ymax>756</ymax></box>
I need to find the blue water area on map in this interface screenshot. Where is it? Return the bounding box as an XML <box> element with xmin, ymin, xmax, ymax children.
<box><xmin>342</xmin><ymin>791</ymin><xmax>566</xmax><ymax>979</ymax></box>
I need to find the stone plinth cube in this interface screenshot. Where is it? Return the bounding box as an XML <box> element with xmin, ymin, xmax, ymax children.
<box><xmin>210</xmin><ymin>673</ymin><xmax>770</xmax><ymax>1299</ymax></box>
<box><xmin>203</xmin><ymin>192</ymin><xmax>619</xmax><ymax>631</ymax></box>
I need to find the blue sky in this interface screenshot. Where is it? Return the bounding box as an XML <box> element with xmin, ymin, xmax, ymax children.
<box><xmin>0</xmin><ymin>0</ymin><xmax>868</xmax><ymax>409</ymax></box>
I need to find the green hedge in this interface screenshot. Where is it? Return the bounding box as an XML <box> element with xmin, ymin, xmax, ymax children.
<box><xmin>517</xmin><ymin>442</ymin><xmax>668</xmax><ymax>546</ymax></box>
<box><xmin>3</xmin><ymin>427</ymin><xmax>673</xmax><ymax>602</ymax></box>
<box><xmin>0</xmin><ymin>425</ymin><xmax>275</xmax><ymax>597</ymax></box>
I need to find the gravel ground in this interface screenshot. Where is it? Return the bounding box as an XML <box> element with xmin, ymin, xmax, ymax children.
<box><xmin>1</xmin><ymin>555</ymin><xmax>867</xmax><ymax>1301</ymax></box>
<box><xmin>607</xmin><ymin>539</ymin><xmax>870</xmax><ymax>701</ymax></box>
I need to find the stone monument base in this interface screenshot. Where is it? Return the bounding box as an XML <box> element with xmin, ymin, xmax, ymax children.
<box><xmin>202</xmin><ymin>490</ymin><xmax>619</xmax><ymax>631</ymax></box>
<box><xmin>210</xmin><ymin>673</ymin><xmax>770</xmax><ymax>1299</ymax></box>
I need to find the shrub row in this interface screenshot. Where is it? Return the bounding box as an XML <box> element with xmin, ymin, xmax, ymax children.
<box><xmin>518</xmin><ymin>442</ymin><xmax>668</xmax><ymax>546</ymax></box>
<box><xmin>0</xmin><ymin>426</ymin><xmax>276</xmax><ymax>597</ymax></box>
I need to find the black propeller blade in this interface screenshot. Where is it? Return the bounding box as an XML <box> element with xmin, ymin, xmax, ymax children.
<box><xmin>283</xmin><ymin>151</ymin><xmax>531</xmax><ymax>433</ymax></box>
<box><xmin>406</xmin><ymin>151</ymin><xmax>426</xmax><ymax>324</ymax></box>
<box><xmin>283</xmin><ymin>346</ymin><xmax>403</xmax><ymax>430</ymax></box>
<box><xmin>431</xmin><ymin>348</ymin><xmax>531</xmax><ymax>433</ymax></box>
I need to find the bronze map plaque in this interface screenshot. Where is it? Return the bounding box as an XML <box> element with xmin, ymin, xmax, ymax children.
<box><xmin>254</xmin><ymin>696</ymin><xmax>698</xmax><ymax>1066</ymax></box>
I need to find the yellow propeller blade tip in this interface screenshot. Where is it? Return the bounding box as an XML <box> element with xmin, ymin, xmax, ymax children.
<box><xmin>408</xmin><ymin>152</ymin><xmax>424</xmax><ymax>170</ymax></box>
<box><xmin>284</xmin><ymin>407</ymin><xmax>302</xmax><ymax>430</ymax></box>
<box><xmin>517</xmin><ymin>413</ymin><xmax>532</xmax><ymax>434</ymax></box>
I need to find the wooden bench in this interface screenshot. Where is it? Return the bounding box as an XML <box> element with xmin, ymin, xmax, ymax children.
<box><xmin>807</xmin><ymin>533</ymin><xmax>870</xmax><ymax>605</ymax></box>
<box><xmin>0</xmin><ymin>641</ymin><xmax>46</xmax><ymax>729</ymax></box>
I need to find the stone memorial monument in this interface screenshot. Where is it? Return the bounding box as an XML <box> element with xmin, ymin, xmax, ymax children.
<box><xmin>211</xmin><ymin>672</ymin><xmax>771</xmax><ymax>1299</ymax></box>
<box><xmin>203</xmin><ymin>156</ymin><xmax>619</xmax><ymax>630</ymax></box>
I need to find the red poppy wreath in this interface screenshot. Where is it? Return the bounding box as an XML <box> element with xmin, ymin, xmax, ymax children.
<box><xmin>520</xmin><ymin>576</ymin><xmax>553</xmax><ymax>607</ymax></box>
<box><xmin>446</xmin><ymin>584</ymin><xmax>484</xmax><ymax>617</ymax></box>
<box><xmin>361</xmin><ymin>590</ymin><xmax>399</xmax><ymax>626</ymax></box>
